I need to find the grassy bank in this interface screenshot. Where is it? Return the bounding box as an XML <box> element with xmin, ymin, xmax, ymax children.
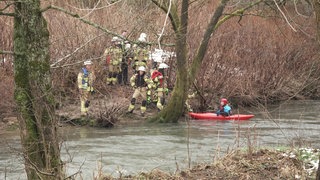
<box><xmin>97</xmin><ymin>148</ymin><xmax>319</xmax><ymax>180</ymax></box>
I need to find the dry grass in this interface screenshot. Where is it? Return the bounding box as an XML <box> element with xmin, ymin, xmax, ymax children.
<box><xmin>97</xmin><ymin>149</ymin><xmax>308</xmax><ymax>180</ymax></box>
<box><xmin>182</xmin><ymin>149</ymin><xmax>306</xmax><ymax>180</ymax></box>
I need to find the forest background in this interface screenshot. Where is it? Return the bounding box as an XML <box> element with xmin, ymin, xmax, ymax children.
<box><xmin>1</xmin><ymin>0</ymin><xmax>320</xmax><ymax>179</ymax></box>
<box><xmin>1</xmin><ymin>0</ymin><xmax>320</xmax><ymax>121</ymax></box>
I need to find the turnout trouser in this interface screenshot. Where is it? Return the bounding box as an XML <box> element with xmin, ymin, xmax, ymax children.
<box><xmin>107</xmin><ymin>65</ymin><xmax>121</xmax><ymax>85</ymax></box>
<box><xmin>128</xmin><ymin>87</ymin><xmax>147</xmax><ymax>113</ymax></box>
<box><xmin>80</xmin><ymin>90</ymin><xmax>90</xmax><ymax>116</ymax></box>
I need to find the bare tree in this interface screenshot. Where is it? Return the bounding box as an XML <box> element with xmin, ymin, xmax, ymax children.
<box><xmin>2</xmin><ymin>0</ymin><xmax>63</xmax><ymax>179</ymax></box>
<box><xmin>149</xmin><ymin>0</ymin><xmax>263</xmax><ymax>123</ymax></box>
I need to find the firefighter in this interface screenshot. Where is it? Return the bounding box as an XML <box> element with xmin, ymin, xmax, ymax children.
<box><xmin>77</xmin><ymin>60</ymin><xmax>95</xmax><ymax>116</ymax></box>
<box><xmin>185</xmin><ymin>92</ymin><xmax>197</xmax><ymax>112</ymax></box>
<box><xmin>120</xmin><ymin>40</ymin><xmax>132</xmax><ymax>85</ymax></box>
<box><xmin>118</xmin><ymin>30</ymin><xmax>132</xmax><ymax>85</ymax></box>
<box><xmin>132</xmin><ymin>33</ymin><xmax>150</xmax><ymax>73</ymax></box>
<box><xmin>158</xmin><ymin>62</ymin><xmax>169</xmax><ymax>77</ymax></box>
<box><xmin>103</xmin><ymin>36</ymin><xmax>123</xmax><ymax>85</ymax></box>
<box><xmin>148</xmin><ymin>68</ymin><xmax>169</xmax><ymax>111</ymax></box>
<box><xmin>127</xmin><ymin>66</ymin><xmax>151</xmax><ymax>117</ymax></box>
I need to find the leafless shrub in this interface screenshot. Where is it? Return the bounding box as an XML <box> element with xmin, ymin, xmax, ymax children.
<box><xmin>95</xmin><ymin>104</ymin><xmax>122</xmax><ymax>128</ymax></box>
<box><xmin>93</xmin><ymin>97</ymin><xmax>127</xmax><ymax>128</ymax></box>
<box><xmin>186</xmin><ymin>1</ymin><xmax>320</xmax><ymax>110</ymax></box>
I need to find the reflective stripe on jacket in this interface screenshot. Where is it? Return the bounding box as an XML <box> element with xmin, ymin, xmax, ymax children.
<box><xmin>134</xmin><ymin>47</ymin><xmax>149</xmax><ymax>61</ymax></box>
<box><xmin>104</xmin><ymin>47</ymin><xmax>123</xmax><ymax>66</ymax></box>
<box><xmin>77</xmin><ymin>68</ymin><xmax>95</xmax><ymax>91</ymax></box>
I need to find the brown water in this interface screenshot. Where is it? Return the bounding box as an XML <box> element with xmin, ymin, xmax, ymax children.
<box><xmin>1</xmin><ymin>100</ymin><xmax>320</xmax><ymax>179</ymax></box>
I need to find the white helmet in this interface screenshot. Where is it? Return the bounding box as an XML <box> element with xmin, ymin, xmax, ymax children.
<box><xmin>84</xmin><ymin>60</ymin><xmax>93</xmax><ymax>65</ymax></box>
<box><xmin>138</xmin><ymin>37</ymin><xmax>146</xmax><ymax>42</ymax></box>
<box><xmin>138</xmin><ymin>33</ymin><xmax>147</xmax><ymax>42</ymax></box>
<box><xmin>125</xmin><ymin>43</ymin><xmax>131</xmax><ymax>50</ymax></box>
<box><xmin>140</xmin><ymin>33</ymin><xmax>147</xmax><ymax>39</ymax></box>
<box><xmin>111</xmin><ymin>36</ymin><xmax>119</xmax><ymax>42</ymax></box>
<box><xmin>138</xmin><ymin>66</ymin><xmax>146</xmax><ymax>72</ymax></box>
<box><xmin>158</xmin><ymin>63</ymin><xmax>169</xmax><ymax>69</ymax></box>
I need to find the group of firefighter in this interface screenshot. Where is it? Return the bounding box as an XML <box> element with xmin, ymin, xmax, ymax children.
<box><xmin>77</xmin><ymin>32</ymin><xmax>169</xmax><ymax>117</ymax></box>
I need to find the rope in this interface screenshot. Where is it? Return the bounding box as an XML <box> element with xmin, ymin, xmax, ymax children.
<box><xmin>157</xmin><ymin>0</ymin><xmax>172</xmax><ymax>50</ymax></box>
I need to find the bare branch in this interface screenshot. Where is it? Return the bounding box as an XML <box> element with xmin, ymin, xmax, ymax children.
<box><xmin>272</xmin><ymin>0</ymin><xmax>297</xmax><ymax>32</ymax></box>
<box><xmin>24</xmin><ymin>154</ymin><xmax>56</xmax><ymax>177</ymax></box>
<box><xmin>215</xmin><ymin>0</ymin><xmax>263</xmax><ymax>29</ymax></box>
<box><xmin>189</xmin><ymin>0</ymin><xmax>229</xmax><ymax>81</ymax></box>
<box><xmin>0</xmin><ymin>50</ymin><xmax>14</xmax><ymax>55</ymax></box>
<box><xmin>65</xmin><ymin>0</ymin><xmax>123</xmax><ymax>11</ymax></box>
<box><xmin>0</xmin><ymin>12</ymin><xmax>15</xmax><ymax>16</ymax></box>
<box><xmin>151</xmin><ymin>0</ymin><xmax>180</xmax><ymax>33</ymax></box>
<box><xmin>0</xmin><ymin>1</ymin><xmax>14</xmax><ymax>11</ymax></box>
<box><xmin>293</xmin><ymin>0</ymin><xmax>311</xmax><ymax>18</ymax></box>
<box><xmin>43</xmin><ymin>5</ymin><xmax>120</xmax><ymax>37</ymax></box>
<box><xmin>74</xmin><ymin>0</ymin><xmax>102</xmax><ymax>19</ymax></box>
<box><xmin>43</xmin><ymin>4</ymin><xmax>174</xmax><ymax>47</ymax></box>
<box><xmin>53</xmin><ymin>56</ymin><xmax>102</xmax><ymax>68</ymax></box>
<box><xmin>50</xmin><ymin>34</ymin><xmax>104</xmax><ymax>68</ymax></box>
<box><xmin>0</xmin><ymin>0</ymin><xmax>15</xmax><ymax>16</ymax></box>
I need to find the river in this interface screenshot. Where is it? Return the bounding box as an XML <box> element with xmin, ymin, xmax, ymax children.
<box><xmin>1</xmin><ymin>100</ymin><xmax>320</xmax><ymax>179</ymax></box>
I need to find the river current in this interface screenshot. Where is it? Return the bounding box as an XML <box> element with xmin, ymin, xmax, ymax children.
<box><xmin>1</xmin><ymin>100</ymin><xmax>320</xmax><ymax>179</ymax></box>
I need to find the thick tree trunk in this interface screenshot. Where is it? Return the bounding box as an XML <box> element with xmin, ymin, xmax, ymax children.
<box><xmin>150</xmin><ymin>0</ymin><xmax>189</xmax><ymax>123</ymax></box>
<box><xmin>150</xmin><ymin>67</ymin><xmax>188</xmax><ymax>123</ymax></box>
<box><xmin>315</xmin><ymin>2</ymin><xmax>320</xmax><ymax>177</ymax></box>
<box><xmin>314</xmin><ymin>0</ymin><xmax>320</xmax><ymax>45</ymax></box>
<box><xmin>13</xmin><ymin>1</ymin><xmax>63</xmax><ymax>179</ymax></box>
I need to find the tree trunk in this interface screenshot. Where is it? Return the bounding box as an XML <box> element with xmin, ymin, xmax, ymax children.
<box><xmin>150</xmin><ymin>0</ymin><xmax>228</xmax><ymax>123</ymax></box>
<box><xmin>315</xmin><ymin>2</ymin><xmax>320</xmax><ymax>177</ymax></box>
<box><xmin>314</xmin><ymin>0</ymin><xmax>320</xmax><ymax>45</ymax></box>
<box><xmin>13</xmin><ymin>1</ymin><xmax>63</xmax><ymax>179</ymax></box>
<box><xmin>150</xmin><ymin>0</ymin><xmax>189</xmax><ymax>123</ymax></box>
<box><xmin>314</xmin><ymin>7</ymin><xmax>320</xmax><ymax>179</ymax></box>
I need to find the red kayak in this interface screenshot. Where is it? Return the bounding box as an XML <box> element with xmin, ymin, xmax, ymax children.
<box><xmin>189</xmin><ymin>112</ymin><xmax>254</xmax><ymax>120</ymax></box>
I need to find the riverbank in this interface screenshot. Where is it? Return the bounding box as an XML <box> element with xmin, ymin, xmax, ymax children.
<box><xmin>99</xmin><ymin>148</ymin><xmax>319</xmax><ymax>180</ymax></box>
<box><xmin>0</xmin><ymin>116</ymin><xmax>19</xmax><ymax>133</ymax></box>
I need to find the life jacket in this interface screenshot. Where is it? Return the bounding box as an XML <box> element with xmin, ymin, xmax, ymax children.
<box><xmin>218</xmin><ymin>105</ymin><xmax>231</xmax><ymax>116</ymax></box>
<box><xmin>81</xmin><ymin>68</ymin><xmax>89</xmax><ymax>89</ymax></box>
<box><xmin>219</xmin><ymin>105</ymin><xmax>224</xmax><ymax>111</ymax></box>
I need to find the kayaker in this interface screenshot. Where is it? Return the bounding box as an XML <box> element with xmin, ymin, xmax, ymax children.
<box><xmin>216</xmin><ymin>98</ymin><xmax>232</xmax><ymax>116</ymax></box>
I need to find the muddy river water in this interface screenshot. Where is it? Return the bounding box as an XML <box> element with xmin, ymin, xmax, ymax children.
<box><xmin>1</xmin><ymin>100</ymin><xmax>320</xmax><ymax>179</ymax></box>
